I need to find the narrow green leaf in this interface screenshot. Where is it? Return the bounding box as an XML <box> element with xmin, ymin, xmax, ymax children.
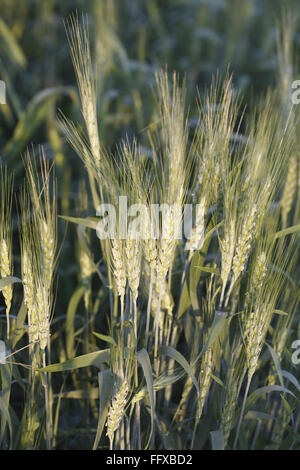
<box><xmin>38</xmin><ymin>349</ymin><xmax>110</xmax><ymax>373</ymax></box>
<box><xmin>197</xmin><ymin>309</ymin><xmax>228</xmax><ymax>360</ymax></box>
<box><xmin>280</xmin><ymin>395</ymin><xmax>292</xmax><ymax>415</ymax></box>
<box><xmin>0</xmin><ymin>362</ymin><xmax>12</xmax><ymax>448</ymax></box>
<box><xmin>12</xmin><ymin>302</ymin><xmax>27</xmax><ymax>349</ymax></box>
<box><xmin>0</xmin><ymin>18</ymin><xmax>26</xmax><ymax>67</ymax></box>
<box><xmin>211</xmin><ymin>374</ymin><xmax>225</xmax><ymax>388</ymax></box>
<box><xmin>194</xmin><ymin>266</ymin><xmax>220</xmax><ymax>275</ymax></box>
<box><xmin>93</xmin><ymin>369</ymin><xmax>113</xmax><ymax>450</ymax></box>
<box><xmin>210</xmin><ymin>428</ymin><xmax>224</xmax><ymax>450</ymax></box>
<box><xmin>137</xmin><ymin>349</ymin><xmax>156</xmax><ymax>448</ymax></box>
<box><xmin>161</xmin><ymin>346</ymin><xmax>199</xmax><ymax>395</ymax></box>
<box><xmin>273</xmin><ymin>309</ymin><xmax>288</xmax><ymax>316</ymax></box>
<box><xmin>274</xmin><ymin>224</ymin><xmax>300</xmax><ymax>239</ymax></box>
<box><xmin>246</xmin><ymin>385</ymin><xmax>295</xmax><ymax>410</ymax></box>
<box><xmin>0</xmin><ymin>395</ymin><xmax>12</xmax><ymax>448</ymax></box>
<box><xmin>59</xmin><ymin>215</ymin><xmax>99</xmax><ymax>230</ymax></box>
<box><xmin>4</xmin><ymin>87</ymin><xmax>76</xmax><ymax>163</ymax></box>
<box><xmin>244</xmin><ymin>411</ymin><xmax>274</xmax><ymax>421</ymax></box>
<box><xmin>0</xmin><ymin>276</ymin><xmax>21</xmax><ymax>290</ymax></box>
<box><xmin>266</xmin><ymin>343</ymin><xmax>284</xmax><ymax>387</ymax></box>
<box><xmin>66</xmin><ymin>286</ymin><xmax>84</xmax><ymax>359</ymax></box>
<box><xmin>56</xmin><ymin>389</ymin><xmax>99</xmax><ymax>400</ymax></box>
<box><xmin>93</xmin><ymin>332</ymin><xmax>116</xmax><ymax>346</ymax></box>
<box><xmin>281</xmin><ymin>370</ymin><xmax>300</xmax><ymax>392</ymax></box>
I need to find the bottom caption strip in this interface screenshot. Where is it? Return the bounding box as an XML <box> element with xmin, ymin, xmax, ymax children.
<box><xmin>104</xmin><ymin>452</ymin><xmax>193</xmax><ymax>466</ymax></box>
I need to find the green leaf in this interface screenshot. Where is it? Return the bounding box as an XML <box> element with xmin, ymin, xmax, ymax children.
<box><xmin>0</xmin><ymin>362</ymin><xmax>12</xmax><ymax>447</ymax></box>
<box><xmin>210</xmin><ymin>428</ymin><xmax>224</xmax><ymax>450</ymax></box>
<box><xmin>280</xmin><ymin>395</ymin><xmax>292</xmax><ymax>415</ymax></box>
<box><xmin>177</xmin><ymin>277</ymin><xmax>191</xmax><ymax>319</ymax></box>
<box><xmin>132</xmin><ymin>368</ymin><xmax>186</xmax><ymax>403</ymax></box>
<box><xmin>56</xmin><ymin>389</ymin><xmax>99</xmax><ymax>400</ymax></box>
<box><xmin>266</xmin><ymin>343</ymin><xmax>284</xmax><ymax>387</ymax></box>
<box><xmin>12</xmin><ymin>302</ymin><xmax>27</xmax><ymax>349</ymax></box>
<box><xmin>0</xmin><ymin>395</ymin><xmax>12</xmax><ymax>448</ymax></box>
<box><xmin>203</xmin><ymin>221</ymin><xmax>223</xmax><ymax>244</ymax></box>
<box><xmin>4</xmin><ymin>87</ymin><xmax>76</xmax><ymax>163</ymax></box>
<box><xmin>197</xmin><ymin>309</ymin><xmax>228</xmax><ymax>360</ymax></box>
<box><xmin>0</xmin><ymin>341</ymin><xmax>6</xmax><ymax>365</ymax></box>
<box><xmin>161</xmin><ymin>346</ymin><xmax>199</xmax><ymax>395</ymax></box>
<box><xmin>66</xmin><ymin>286</ymin><xmax>84</xmax><ymax>359</ymax></box>
<box><xmin>244</xmin><ymin>411</ymin><xmax>274</xmax><ymax>421</ymax></box>
<box><xmin>246</xmin><ymin>385</ymin><xmax>295</xmax><ymax>410</ymax></box>
<box><xmin>93</xmin><ymin>369</ymin><xmax>113</xmax><ymax>450</ymax></box>
<box><xmin>281</xmin><ymin>370</ymin><xmax>300</xmax><ymax>392</ymax></box>
<box><xmin>38</xmin><ymin>349</ymin><xmax>110</xmax><ymax>373</ymax></box>
<box><xmin>211</xmin><ymin>374</ymin><xmax>225</xmax><ymax>388</ymax></box>
<box><xmin>0</xmin><ymin>276</ymin><xmax>21</xmax><ymax>290</ymax></box>
<box><xmin>189</xmin><ymin>251</ymin><xmax>203</xmax><ymax>311</ymax></box>
<box><xmin>59</xmin><ymin>215</ymin><xmax>99</xmax><ymax>230</ymax></box>
<box><xmin>0</xmin><ymin>18</ymin><xmax>26</xmax><ymax>67</ymax></box>
<box><xmin>137</xmin><ymin>349</ymin><xmax>156</xmax><ymax>448</ymax></box>
<box><xmin>154</xmin><ymin>368</ymin><xmax>185</xmax><ymax>390</ymax></box>
<box><xmin>274</xmin><ymin>224</ymin><xmax>300</xmax><ymax>239</ymax></box>
<box><xmin>100</xmin><ymin>21</ymin><xmax>130</xmax><ymax>73</ymax></box>
<box><xmin>273</xmin><ymin>309</ymin><xmax>288</xmax><ymax>316</ymax></box>
<box><xmin>177</xmin><ymin>221</ymin><xmax>220</xmax><ymax>319</ymax></box>
<box><xmin>93</xmin><ymin>332</ymin><xmax>116</xmax><ymax>346</ymax></box>
<box><xmin>194</xmin><ymin>266</ymin><xmax>220</xmax><ymax>275</ymax></box>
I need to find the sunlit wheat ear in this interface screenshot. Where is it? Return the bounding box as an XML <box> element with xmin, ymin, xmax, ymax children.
<box><xmin>220</xmin><ymin>220</ymin><xmax>236</xmax><ymax>305</ymax></box>
<box><xmin>35</xmin><ymin>280</ymin><xmax>50</xmax><ymax>351</ymax></box>
<box><xmin>126</xmin><ymin>238</ymin><xmax>141</xmax><ymax>302</ymax></box>
<box><xmin>245</xmin><ymin>251</ymin><xmax>267</xmax><ymax>308</ymax></box>
<box><xmin>40</xmin><ymin>218</ymin><xmax>55</xmax><ymax>292</ymax></box>
<box><xmin>197</xmin><ymin>347</ymin><xmax>213</xmax><ymax>418</ymax></box>
<box><xmin>111</xmin><ymin>239</ymin><xmax>127</xmax><ymax>300</ymax></box>
<box><xmin>244</xmin><ymin>305</ymin><xmax>271</xmax><ymax>380</ymax></box>
<box><xmin>106</xmin><ymin>380</ymin><xmax>129</xmax><ymax>446</ymax></box>
<box><xmin>0</xmin><ymin>239</ymin><xmax>13</xmax><ymax>331</ymax></box>
<box><xmin>24</xmin><ymin>148</ymin><xmax>57</xmax><ymax>292</ymax></box>
<box><xmin>185</xmin><ymin>196</ymin><xmax>206</xmax><ymax>257</ymax></box>
<box><xmin>0</xmin><ymin>167</ymin><xmax>13</xmax><ymax>338</ymax></box>
<box><xmin>156</xmin><ymin>237</ymin><xmax>175</xmax><ymax>287</ymax></box>
<box><xmin>20</xmin><ymin>192</ymin><xmax>39</xmax><ymax>345</ymax></box>
<box><xmin>231</xmin><ymin>204</ymin><xmax>257</xmax><ymax>286</ymax></box>
<box><xmin>154</xmin><ymin>210</ymin><xmax>179</xmax><ymax>288</ymax></box>
<box><xmin>151</xmin><ymin>281</ymin><xmax>173</xmax><ymax>316</ymax></box>
<box><xmin>66</xmin><ymin>14</ymin><xmax>101</xmax><ymax>167</ymax></box>
<box><xmin>79</xmin><ymin>249</ymin><xmax>94</xmax><ymax>311</ymax></box>
<box><xmin>22</xmin><ymin>249</ymin><xmax>38</xmax><ymax>344</ymax></box>
<box><xmin>280</xmin><ymin>154</ymin><xmax>298</xmax><ymax>227</ymax></box>
<box><xmin>155</xmin><ymin>71</ymin><xmax>187</xmax><ymax>205</ymax></box>
<box><xmin>144</xmin><ymin>237</ymin><xmax>158</xmax><ymax>274</ymax></box>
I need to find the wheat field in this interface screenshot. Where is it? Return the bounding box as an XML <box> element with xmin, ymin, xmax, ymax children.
<box><xmin>0</xmin><ymin>0</ymin><xmax>299</xmax><ymax>451</ymax></box>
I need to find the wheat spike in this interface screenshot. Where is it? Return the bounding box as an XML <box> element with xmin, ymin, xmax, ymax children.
<box><xmin>106</xmin><ymin>380</ymin><xmax>129</xmax><ymax>443</ymax></box>
<box><xmin>0</xmin><ymin>238</ymin><xmax>12</xmax><ymax>319</ymax></box>
<box><xmin>280</xmin><ymin>154</ymin><xmax>298</xmax><ymax>227</ymax></box>
<box><xmin>231</xmin><ymin>204</ymin><xmax>257</xmax><ymax>285</ymax></box>
<box><xmin>126</xmin><ymin>238</ymin><xmax>141</xmax><ymax>301</ymax></box>
<box><xmin>111</xmin><ymin>239</ymin><xmax>127</xmax><ymax>299</ymax></box>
